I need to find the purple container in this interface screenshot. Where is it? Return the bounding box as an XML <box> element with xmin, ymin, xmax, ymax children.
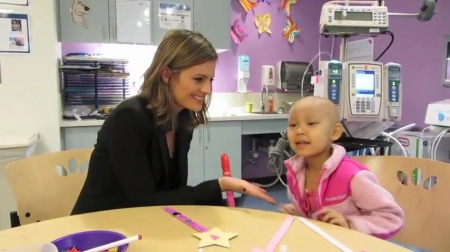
<box><xmin>51</xmin><ymin>230</ymin><xmax>129</xmax><ymax>252</ymax></box>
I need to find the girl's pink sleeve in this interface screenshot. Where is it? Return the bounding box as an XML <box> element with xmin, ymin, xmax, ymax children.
<box><xmin>346</xmin><ymin>170</ymin><xmax>404</xmax><ymax>239</ymax></box>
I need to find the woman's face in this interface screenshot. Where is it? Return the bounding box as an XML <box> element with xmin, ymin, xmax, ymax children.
<box><xmin>169</xmin><ymin>61</ymin><xmax>215</xmax><ymax>113</ymax></box>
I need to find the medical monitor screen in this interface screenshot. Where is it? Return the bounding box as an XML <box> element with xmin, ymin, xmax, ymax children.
<box><xmin>334</xmin><ymin>11</ymin><xmax>372</xmax><ymax>21</ymax></box>
<box><xmin>355</xmin><ymin>70</ymin><xmax>375</xmax><ymax>97</ymax></box>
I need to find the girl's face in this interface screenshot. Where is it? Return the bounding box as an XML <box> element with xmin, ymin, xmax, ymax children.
<box><xmin>287</xmin><ymin>105</ymin><xmax>333</xmax><ymax>158</ymax></box>
<box><xmin>287</xmin><ymin>99</ymin><xmax>342</xmax><ymax>158</ymax></box>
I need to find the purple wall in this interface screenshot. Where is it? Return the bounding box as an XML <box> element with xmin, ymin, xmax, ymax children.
<box><xmin>220</xmin><ymin>0</ymin><xmax>330</xmax><ymax>92</ymax></box>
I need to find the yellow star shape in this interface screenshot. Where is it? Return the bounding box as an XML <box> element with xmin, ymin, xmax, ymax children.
<box><xmin>193</xmin><ymin>227</ymin><xmax>238</xmax><ymax>248</ymax></box>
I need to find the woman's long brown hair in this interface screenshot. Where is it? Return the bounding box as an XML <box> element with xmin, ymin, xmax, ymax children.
<box><xmin>140</xmin><ymin>29</ymin><xmax>218</xmax><ymax>131</ymax></box>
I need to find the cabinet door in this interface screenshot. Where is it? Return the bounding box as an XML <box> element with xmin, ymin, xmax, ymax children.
<box><xmin>152</xmin><ymin>0</ymin><xmax>194</xmax><ymax>45</ymax></box>
<box><xmin>62</xmin><ymin>127</ymin><xmax>100</xmax><ymax>150</ymax></box>
<box><xmin>193</xmin><ymin>0</ymin><xmax>231</xmax><ymax>50</ymax></box>
<box><xmin>187</xmin><ymin>126</ymin><xmax>204</xmax><ymax>186</ymax></box>
<box><xmin>59</xmin><ymin>0</ymin><xmax>110</xmax><ymax>43</ymax></box>
<box><xmin>203</xmin><ymin>122</ymin><xmax>242</xmax><ymax>197</ymax></box>
<box><xmin>108</xmin><ymin>0</ymin><xmax>153</xmax><ymax>44</ymax></box>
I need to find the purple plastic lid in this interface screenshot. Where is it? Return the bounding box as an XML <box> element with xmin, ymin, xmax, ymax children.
<box><xmin>51</xmin><ymin>230</ymin><xmax>129</xmax><ymax>252</ymax></box>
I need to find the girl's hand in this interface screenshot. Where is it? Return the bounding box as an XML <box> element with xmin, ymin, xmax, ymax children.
<box><xmin>219</xmin><ymin>177</ymin><xmax>276</xmax><ymax>205</ymax></box>
<box><xmin>279</xmin><ymin>204</ymin><xmax>298</xmax><ymax>215</ymax></box>
<box><xmin>315</xmin><ymin>208</ymin><xmax>350</xmax><ymax>229</ymax></box>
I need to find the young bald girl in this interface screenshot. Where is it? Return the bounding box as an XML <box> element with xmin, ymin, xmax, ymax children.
<box><xmin>280</xmin><ymin>96</ymin><xmax>404</xmax><ymax>239</ymax></box>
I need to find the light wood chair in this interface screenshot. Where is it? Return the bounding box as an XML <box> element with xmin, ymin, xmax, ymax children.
<box><xmin>5</xmin><ymin>148</ymin><xmax>93</xmax><ymax>227</ymax></box>
<box><xmin>352</xmin><ymin>155</ymin><xmax>450</xmax><ymax>252</ymax></box>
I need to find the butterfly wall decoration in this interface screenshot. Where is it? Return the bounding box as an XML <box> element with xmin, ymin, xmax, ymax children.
<box><xmin>282</xmin><ymin>17</ymin><xmax>301</xmax><ymax>43</ymax></box>
<box><xmin>230</xmin><ymin>19</ymin><xmax>248</xmax><ymax>44</ymax></box>
<box><xmin>278</xmin><ymin>0</ymin><xmax>297</xmax><ymax>17</ymax></box>
<box><xmin>254</xmin><ymin>13</ymin><xmax>272</xmax><ymax>34</ymax></box>
<box><xmin>238</xmin><ymin>0</ymin><xmax>258</xmax><ymax>12</ymax></box>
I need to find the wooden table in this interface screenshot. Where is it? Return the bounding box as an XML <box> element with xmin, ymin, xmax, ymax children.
<box><xmin>0</xmin><ymin>206</ymin><xmax>410</xmax><ymax>251</ymax></box>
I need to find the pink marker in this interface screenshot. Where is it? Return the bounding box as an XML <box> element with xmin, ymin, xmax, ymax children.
<box><xmin>221</xmin><ymin>153</ymin><xmax>236</xmax><ymax>207</ymax></box>
<box><xmin>84</xmin><ymin>235</ymin><xmax>142</xmax><ymax>252</ymax></box>
<box><xmin>164</xmin><ymin>207</ymin><xmax>219</xmax><ymax>239</ymax></box>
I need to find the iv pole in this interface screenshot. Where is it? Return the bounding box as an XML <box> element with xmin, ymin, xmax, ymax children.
<box><xmin>264</xmin><ymin>0</ymin><xmax>438</xmax><ymax>188</ymax></box>
<box><xmin>337</xmin><ymin>0</ymin><xmax>352</xmax><ymax>136</ymax></box>
<box><xmin>332</xmin><ymin>0</ymin><xmax>437</xmax><ymax>137</ymax></box>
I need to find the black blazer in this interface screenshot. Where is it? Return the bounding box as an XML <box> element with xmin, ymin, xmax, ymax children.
<box><xmin>71</xmin><ymin>95</ymin><xmax>223</xmax><ymax>215</ymax></box>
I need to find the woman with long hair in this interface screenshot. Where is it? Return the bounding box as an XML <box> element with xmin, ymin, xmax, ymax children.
<box><xmin>72</xmin><ymin>29</ymin><xmax>275</xmax><ymax>215</ymax></box>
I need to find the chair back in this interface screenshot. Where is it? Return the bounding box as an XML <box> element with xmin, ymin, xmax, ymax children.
<box><xmin>5</xmin><ymin>148</ymin><xmax>92</xmax><ymax>225</ymax></box>
<box><xmin>352</xmin><ymin>155</ymin><xmax>450</xmax><ymax>252</ymax></box>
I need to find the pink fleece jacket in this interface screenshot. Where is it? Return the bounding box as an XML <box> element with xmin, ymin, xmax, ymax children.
<box><xmin>285</xmin><ymin>144</ymin><xmax>404</xmax><ymax>239</ymax></box>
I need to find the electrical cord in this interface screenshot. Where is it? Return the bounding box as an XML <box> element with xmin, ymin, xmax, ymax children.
<box><xmin>375</xmin><ymin>31</ymin><xmax>394</xmax><ymax>61</ymax></box>
<box><xmin>420</xmin><ymin>126</ymin><xmax>430</xmax><ymax>138</ymax></box>
<box><xmin>420</xmin><ymin>126</ymin><xmax>431</xmax><ymax>159</ymax></box>
<box><xmin>268</xmin><ymin>134</ymin><xmax>291</xmax><ymax>187</ymax></box>
<box><xmin>419</xmin><ymin>126</ymin><xmax>445</xmax><ymax>161</ymax></box>
<box><xmin>356</xmin><ymin>124</ymin><xmax>415</xmax><ymax>157</ymax></box>
<box><xmin>300</xmin><ymin>51</ymin><xmax>333</xmax><ymax>98</ymax></box>
<box><xmin>378</xmin><ymin>123</ymin><xmax>416</xmax><ymax>157</ymax></box>
<box><xmin>253</xmin><ymin>132</ymin><xmax>292</xmax><ymax>188</ymax></box>
<box><xmin>319</xmin><ymin>30</ymin><xmax>323</xmax><ymax>63</ymax></box>
<box><xmin>330</xmin><ymin>36</ymin><xmax>335</xmax><ymax>57</ymax></box>
<box><xmin>415</xmin><ymin>125</ymin><xmax>449</xmax><ymax>161</ymax></box>
<box><xmin>431</xmin><ymin>128</ymin><xmax>450</xmax><ymax>160</ymax></box>
<box><xmin>380</xmin><ymin>132</ymin><xmax>407</xmax><ymax>156</ymax></box>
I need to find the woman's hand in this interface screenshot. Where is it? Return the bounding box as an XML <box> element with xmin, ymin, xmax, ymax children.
<box><xmin>279</xmin><ymin>204</ymin><xmax>298</xmax><ymax>215</ymax></box>
<box><xmin>315</xmin><ymin>208</ymin><xmax>350</xmax><ymax>229</ymax></box>
<box><xmin>218</xmin><ymin>177</ymin><xmax>276</xmax><ymax>205</ymax></box>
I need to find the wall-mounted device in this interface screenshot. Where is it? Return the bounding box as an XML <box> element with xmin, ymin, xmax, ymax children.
<box><xmin>315</xmin><ymin>60</ymin><xmax>402</xmax><ymax>122</ymax></box>
<box><xmin>319</xmin><ymin>3</ymin><xmax>389</xmax><ymax>36</ymax></box>
<box><xmin>314</xmin><ymin>60</ymin><xmax>344</xmax><ymax>115</ymax></box>
<box><xmin>384</xmin><ymin>62</ymin><xmax>401</xmax><ymax>121</ymax></box>
<box><xmin>276</xmin><ymin>61</ymin><xmax>314</xmax><ymax>92</ymax></box>
<box><xmin>237</xmin><ymin>55</ymin><xmax>250</xmax><ymax>93</ymax></box>
<box><xmin>261</xmin><ymin>65</ymin><xmax>275</xmax><ymax>87</ymax></box>
<box><xmin>342</xmin><ymin>61</ymin><xmax>384</xmax><ymax>121</ymax></box>
<box><xmin>425</xmin><ymin>100</ymin><xmax>450</xmax><ymax>128</ymax></box>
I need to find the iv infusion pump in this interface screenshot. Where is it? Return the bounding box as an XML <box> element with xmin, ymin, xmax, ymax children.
<box><xmin>317</xmin><ymin>60</ymin><xmax>401</xmax><ymax>122</ymax></box>
<box><xmin>320</xmin><ymin>4</ymin><xmax>389</xmax><ymax>35</ymax></box>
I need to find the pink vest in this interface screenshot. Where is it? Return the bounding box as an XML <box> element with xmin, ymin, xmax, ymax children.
<box><xmin>286</xmin><ymin>157</ymin><xmax>369</xmax><ymax>216</ymax></box>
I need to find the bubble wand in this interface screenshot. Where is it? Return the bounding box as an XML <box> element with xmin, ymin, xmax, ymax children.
<box><xmin>221</xmin><ymin>153</ymin><xmax>236</xmax><ymax>207</ymax></box>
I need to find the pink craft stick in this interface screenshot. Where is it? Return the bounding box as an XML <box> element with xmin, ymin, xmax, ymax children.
<box><xmin>221</xmin><ymin>153</ymin><xmax>236</xmax><ymax>207</ymax></box>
